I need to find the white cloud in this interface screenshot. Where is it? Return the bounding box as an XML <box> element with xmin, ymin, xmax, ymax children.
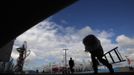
<box><xmin>98</xmin><ymin>30</ymin><xmax>113</xmax><ymax>38</ymax></box>
<box><xmin>11</xmin><ymin>19</ymin><xmax>134</xmax><ymax>70</ymax></box>
<box><xmin>97</xmin><ymin>31</ymin><xmax>117</xmax><ymax>52</ymax></box>
<box><xmin>116</xmin><ymin>35</ymin><xmax>134</xmax><ymax>47</ymax></box>
<box><xmin>115</xmin><ymin>35</ymin><xmax>134</xmax><ymax>66</ymax></box>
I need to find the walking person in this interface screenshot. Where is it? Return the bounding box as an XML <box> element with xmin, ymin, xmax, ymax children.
<box><xmin>69</xmin><ymin>57</ymin><xmax>75</xmax><ymax>74</ymax></box>
<box><xmin>82</xmin><ymin>34</ymin><xmax>114</xmax><ymax>74</ymax></box>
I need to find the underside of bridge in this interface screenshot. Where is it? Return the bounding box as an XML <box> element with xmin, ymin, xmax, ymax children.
<box><xmin>0</xmin><ymin>0</ymin><xmax>78</xmax><ymax>62</ymax></box>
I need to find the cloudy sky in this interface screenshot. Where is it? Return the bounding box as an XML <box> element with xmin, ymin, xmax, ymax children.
<box><xmin>11</xmin><ymin>0</ymin><xmax>134</xmax><ymax>70</ymax></box>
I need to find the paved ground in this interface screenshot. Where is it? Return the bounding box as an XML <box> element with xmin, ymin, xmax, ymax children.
<box><xmin>38</xmin><ymin>71</ymin><xmax>134</xmax><ymax>75</ymax></box>
<box><xmin>3</xmin><ymin>71</ymin><xmax>134</xmax><ymax>75</ymax></box>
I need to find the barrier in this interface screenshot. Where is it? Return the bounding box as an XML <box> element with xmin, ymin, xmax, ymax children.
<box><xmin>103</xmin><ymin>47</ymin><xmax>126</xmax><ymax>64</ymax></box>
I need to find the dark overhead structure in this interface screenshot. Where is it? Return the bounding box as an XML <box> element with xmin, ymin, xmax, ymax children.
<box><xmin>1</xmin><ymin>0</ymin><xmax>78</xmax><ymax>48</ymax></box>
<box><xmin>0</xmin><ymin>0</ymin><xmax>78</xmax><ymax>62</ymax></box>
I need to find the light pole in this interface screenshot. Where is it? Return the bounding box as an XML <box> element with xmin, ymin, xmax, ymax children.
<box><xmin>63</xmin><ymin>49</ymin><xmax>68</xmax><ymax>74</ymax></box>
<box><xmin>63</xmin><ymin>49</ymin><xmax>68</xmax><ymax>68</ymax></box>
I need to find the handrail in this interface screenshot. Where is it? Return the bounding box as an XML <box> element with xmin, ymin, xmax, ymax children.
<box><xmin>102</xmin><ymin>47</ymin><xmax>126</xmax><ymax>64</ymax></box>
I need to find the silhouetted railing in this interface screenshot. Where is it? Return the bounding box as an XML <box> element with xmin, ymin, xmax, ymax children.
<box><xmin>103</xmin><ymin>47</ymin><xmax>126</xmax><ymax>64</ymax></box>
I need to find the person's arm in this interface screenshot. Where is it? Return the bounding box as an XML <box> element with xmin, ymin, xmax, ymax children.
<box><xmin>85</xmin><ymin>46</ymin><xmax>92</xmax><ymax>52</ymax></box>
<box><xmin>69</xmin><ymin>60</ymin><xmax>70</xmax><ymax>65</ymax></box>
<box><xmin>72</xmin><ymin>60</ymin><xmax>75</xmax><ymax>66</ymax></box>
<box><xmin>83</xmin><ymin>38</ymin><xmax>92</xmax><ymax>52</ymax></box>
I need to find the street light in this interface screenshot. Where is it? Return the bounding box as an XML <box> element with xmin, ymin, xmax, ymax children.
<box><xmin>63</xmin><ymin>49</ymin><xmax>68</xmax><ymax>74</ymax></box>
<box><xmin>63</xmin><ymin>49</ymin><xmax>68</xmax><ymax>68</ymax></box>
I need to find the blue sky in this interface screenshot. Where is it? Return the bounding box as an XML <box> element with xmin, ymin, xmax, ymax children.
<box><xmin>52</xmin><ymin>0</ymin><xmax>134</xmax><ymax>38</ymax></box>
<box><xmin>11</xmin><ymin>0</ymin><xmax>134</xmax><ymax>71</ymax></box>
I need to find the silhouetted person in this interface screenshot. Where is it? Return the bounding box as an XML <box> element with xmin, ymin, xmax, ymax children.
<box><xmin>69</xmin><ymin>57</ymin><xmax>75</xmax><ymax>74</ymax></box>
<box><xmin>42</xmin><ymin>70</ymin><xmax>45</xmax><ymax>73</ymax></box>
<box><xmin>36</xmin><ymin>69</ymin><xmax>39</xmax><ymax>73</ymax></box>
<box><xmin>129</xmin><ymin>66</ymin><xmax>133</xmax><ymax>71</ymax></box>
<box><xmin>83</xmin><ymin>34</ymin><xmax>114</xmax><ymax>74</ymax></box>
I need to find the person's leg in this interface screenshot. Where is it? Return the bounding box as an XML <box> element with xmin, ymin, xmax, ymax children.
<box><xmin>97</xmin><ymin>57</ymin><xmax>114</xmax><ymax>73</ymax></box>
<box><xmin>96</xmin><ymin>49</ymin><xmax>114</xmax><ymax>74</ymax></box>
<box><xmin>91</xmin><ymin>54</ymin><xmax>99</xmax><ymax>74</ymax></box>
<box><xmin>71</xmin><ymin>67</ymin><xmax>74</xmax><ymax>74</ymax></box>
<box><xmin>70</xmin><ymin>66</ymin><xmax>73</xmax><ymax>74</ymax></box>
<box><xmin>72</xmin><ymin>67</ymin><xmax>74</xmax><ymax>73</ymax></box>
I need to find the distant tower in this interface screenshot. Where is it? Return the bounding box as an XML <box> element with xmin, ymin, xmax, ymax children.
<box><xmin>14</xmin><ymin>41</ymin><xmax>31</xmax><ymax>73</ymax></box>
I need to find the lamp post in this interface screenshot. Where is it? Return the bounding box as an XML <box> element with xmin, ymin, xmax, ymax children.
<box><xmin>63</xmin><ymin>49</ymin><xmax>68</xmax><ymax>75</ymax></box>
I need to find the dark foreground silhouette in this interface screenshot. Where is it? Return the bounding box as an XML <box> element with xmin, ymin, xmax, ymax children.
<box><xmin>83</xmin><ymin>34</ymin><xmax>114</xmax><ymax>74</ymax></box>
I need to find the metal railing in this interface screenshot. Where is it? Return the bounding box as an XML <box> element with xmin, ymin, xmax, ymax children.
<box><xmin>103</xmin><ymin>47</ymin><xmax>126</xmax><ymax>64</ymax></box>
